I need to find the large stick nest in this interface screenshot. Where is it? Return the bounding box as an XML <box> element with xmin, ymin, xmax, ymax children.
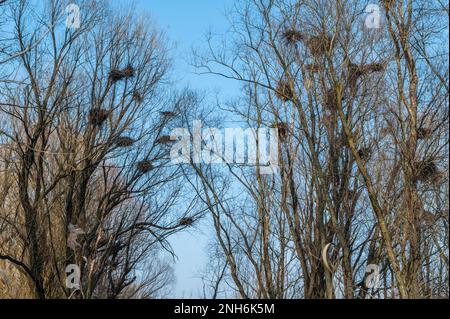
<box><xmin>136</xmin><ymin>160</ymin><xmax>153</xmax><ymax>173</ymax></box>
<box><xmin>275</xmin><ymin>80</ymin><xmax>295</xmax><ymax>102</ymax></box>
<box><xmin>109</xmin><ymin>64</ymin><xmax>135</xmax><ymax>83</ymax></box>
<box><xmin>271</xmin><ymin>122</ymin><xmax>289</xmax><ymax>142</ymax></box>
<box><xmin>88</xmin><ymin>108</ymin><xmax>109</xmax><ymax>126</ymax></box>
<box><xmin>306</xmin><ymin>34</ymin><xmax>332</xmax><ymax>57</ymax></box>
<box><xmin>414</xmin><ymin>159</ymin><xmax>442</xmax><ymax>184</ymax></box>
<box><xmin>115</xmin><ymin>136</ymin><xmax>135</xmax><ymax>148</ymax></box>
<box><xmin>179</xmin><ymin>217</ymin><xmax>194</xmax><ymax>226</ymax></box>
<box><xmin>281</xmin><ymin>29</ymin><xmax>305</xmax><ymax>45</ymax></box>
<box><xmin>156</xmin><ymin>135</ymin><xmax>174</xmax><ymax>145</ymax></box>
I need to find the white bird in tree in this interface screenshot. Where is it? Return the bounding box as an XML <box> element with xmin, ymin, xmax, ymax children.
<box><xmin>67</xmin><ymin>223</ymin><xmax>85</xmax><ymax>251</ymax></box>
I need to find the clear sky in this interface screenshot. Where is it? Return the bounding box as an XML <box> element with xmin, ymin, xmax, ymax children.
<box><xmin>133</xmin><ymin>0</ymin><xmax>238</xmax><ymax>298</ymax></box>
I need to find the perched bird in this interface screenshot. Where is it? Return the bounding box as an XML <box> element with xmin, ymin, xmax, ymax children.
<box><xmin>67</xmin><ymin>223</ymin><xmax>85</xmax><ymax>252</ymax></box>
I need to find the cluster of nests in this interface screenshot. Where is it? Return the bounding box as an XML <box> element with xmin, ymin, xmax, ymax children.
<box><xmin>87</xmin><ymin>65</ymin><xmax>180</xmax><ymax>175</ymax></box>
<box><xmin>134</xmin><ymin>113</ymin><xmax>177</xmax><ymax>173</ymax></box>
<box><xmin>109</xmin><ymin>64</ymin><xmax>135</xmax><ymax>83</ymax></box>
<box><xmin>281</xmin><ymin>29</ymin><xmax>333</xmax><ymax>57</ymax></box>
<box><xmin>133</xmin><ymin>136</ymin><xmax>175</xmax><ymax>174</ymax></box>
<box><xmin>413</xmin><ymin>158</ymin><xmax>443</xmax><ymax>185</ymax></box>
<box><xmin>278</xmin><ymin>27</ymin><xmax>387</xmax><ymax>96</ymax></box>
<box><xmin>319</xmin><ymin>62</ymin><xmax>385</xmax><ymax>111</ymax></box>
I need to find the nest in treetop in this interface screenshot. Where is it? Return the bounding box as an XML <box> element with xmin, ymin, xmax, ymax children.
<box><xmin>115</xmin><ymin>136</ymin><xmax>135</xmax><ymax>148</ymax></box>
<box><xmin>282</xmin><ymin>29</ymin><xmax>305</xmax><ymax>45</ymax></box>
<box><xmin>276</xmin><ymin>80</ymin><xmax>295</xmax><ymax>102</ymax></box>
<box><xmin>271</xmin><ymin>122</ymin><xmax>288</xmax><ymax>142</ymax></box>
<box><xmin>136</xmin><ymin>160</ymin><xmax>153</xmax><ymax>173</ymax></box>
<box><xmin>306</xmin><ymin>34</ymin><xmax>332</xmax><ymax>57</ymax></box>
<box><xmin>161</xmin><ymin>111</ymin><xmax>177</xmax><ymax>117</ymax></box>
<box><xmin>179</xmin><ymin>217</ymin><xmax>194</xmax><ymax>226</ymax></box>
<box><xmin>348</xmin><ymin>62</ymin><xmax>385</xmax><ymax>87</ymax></box>
<box><xmin>109</xmin><ymin>64</ymin><xmax>135</xmax><ymax>83</ymax></box>
<box><xmin>359</xmin><ymin>63</ymin><xmax>385</xmax><ymax>75</ymax></box>
<box><xmin>88</xmin><ymin>108</ymin><xmax>109</xmax><ymax>126</ymax></box>
<box><xmin>156</xmin><ymin>135</ymin><xmax>174</xmax><ymax>144</ymax></box>
<box><xmin>414</xmin><ymin>159</ymin><xmax>442</xmax><ymax>184</ymax></box>
<box><xmin>417</xmin><ymin>126</ymin><xmax>432</xmax><ymax>140</ymax></box>
<box><xmin>123</xmin><ymin>64</ymin><xmax>135</xmax><ymax>78</ymax></box>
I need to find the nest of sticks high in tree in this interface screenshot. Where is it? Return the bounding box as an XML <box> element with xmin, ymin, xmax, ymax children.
<box><xmin>324</xmin><ymin>88</ymin><xmax>346</xmax><ymax>111</ymax></box>
<box><xmin>179</xmin><ymin>217</ymin><xmax>194</xmax><ymax>227</ymax></box>
<box><xmin>414</xmin><ymin>158</ymin><xmax>442</xmax><ymax>184</ymax></box>
<box><xmin>348</xmin><ymin>61</ymin><xmax>385</xmax><ymax>89</ymax></box>
<box><xmin>276</xmin><ymin>80</ymin><xmax>295</xmax><ymax>102</ymax></box>
<box><xmin>156</xmin><ymin>135</ymin><xmax>174</xmax><ymax>145</ymax></box>
<box><xmin>160</xmin><ymin>111</ymin><xmax>177</xmax><ymax>117</ymax></box>
<box><xmin>306</xmin><ymin>33</ymin><xmax>332</xmax><ymax>57</ymax></box>
<box><xmin>136</xmin><ymin>160</ymin><xmax>153</xmax><ymax>174</ymax></box>
<box><xmin>271</xmin><ymin>122</ymin><xmax>288</xmax><ymax>142</ymax></box>
<box><xmin>109</xmin><ymin>64</ymin><xmax>135</xmax><ymax>83</ymax></box>
<box><xmin>281</xmin><ymin>29</ymin><xmax>305</xmax><ymax>46</ymax></box>
<box><xmin>115</xmin><ymin>136</ymin><xmax>135</xmax><ymax>148</ymax></box>
<box><xmin>88</xmin><ymin>108</ymin><xmax>109</xmax><ymax>126</ymax></box>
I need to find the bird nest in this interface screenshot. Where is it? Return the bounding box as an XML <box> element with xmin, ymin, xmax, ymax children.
<box><xmin>275</xmin><ymin>80</ymin><xmax>295</xmax><ymax>102</ymax></box>
<box><xmin>363</xmin><ymin>63</ymin><xmax>385</xmax><ymax>74</ymax></box>
<box><xmin>161</xmin><ymin>111</ymin><xmax>177</xmax><ymax>117</ymax></box>
<box><xmin>271</xmin><ymin>122</ymin><xmax>288</xmax><ymax>142</ymax></box>
<box><xmin>179</xmin><ymin>217</ymin><xmax>194</xmax><ymax>226</ymax></box>
<box><xmin>348</xmin><ymin>62</ymin><xmax>385</xmax><ymax>88</ymax></box>
<box><xmin>115</xmin><ymin>136</ymin><xmax>135</xmax><ymax>148</ymax></box>
<box><xmin>109</xmin><ymin>64</ymin><xmax>135</xmax><ymax>83</ymax></box>
<box><xmin>136</xmin><ymin>160</ymin><xmax>153</xmax><ymax>173</ymax></box>
<box><xmin>88</xmin><ymin>108</ymin><xmax>109</xmax><ymax>126</ymax></box>
<box><xmin>414</xmin><ymin>159</ymin><xmax>442</xmax><ymax>184</ymax></box>
<box><xmin>306</xmin><ymin>34</ymin><xmax>332</xmax><ymax>57</ymax></box>
<box><xmin>156</xmin><ymin>135</ymin><xmax>174</xmax><ymax>144</ymax></box>
<box><xmin>417</xmin><ymin>126</ymin><xmax>432</xmax><ymax>140</ymax></box>
<box><xmin>281</xmin><ymin>29</ymin><xmax>305</xmax><ymax>45</ymax></box>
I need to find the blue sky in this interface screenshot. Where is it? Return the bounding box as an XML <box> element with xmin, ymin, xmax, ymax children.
<box><xmin>134</xmin><ymin>0</ymin><xmax>237</xmax><ymax>298</ymax></box>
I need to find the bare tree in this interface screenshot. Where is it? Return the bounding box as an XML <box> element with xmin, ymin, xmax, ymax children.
<box><xmin>0</xmin><ymin>0</ymin><xmax>200</xmax><ymax>299</ymax></box>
